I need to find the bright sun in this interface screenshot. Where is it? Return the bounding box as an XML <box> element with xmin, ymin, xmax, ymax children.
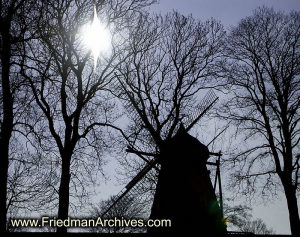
<box><xmin>82</xmin><ymin>6</ymin><xmax>111</xmax><ymax>67</ymax></box>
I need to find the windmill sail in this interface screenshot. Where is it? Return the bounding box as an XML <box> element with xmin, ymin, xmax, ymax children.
<box><xmin>101</xmin><ymin>159</ymin><xmax>158</xmax><ymax>217</ymax></box>
<box><xmin>184</xmin><ymin>89</ymin><xmax>218</xmax><ymax>131</ymax></box>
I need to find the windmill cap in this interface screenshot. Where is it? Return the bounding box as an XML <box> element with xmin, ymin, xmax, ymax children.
<box><xmin>169</xmin><ymin>123</ymin><xmax>210</xmax><ymax>161</ymax></box>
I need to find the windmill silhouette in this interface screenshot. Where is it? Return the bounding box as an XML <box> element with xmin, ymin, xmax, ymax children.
<box><xmin>101</xmin><ymin>89</ymin><xmax>226</xmax><ymax>234</ymax></box>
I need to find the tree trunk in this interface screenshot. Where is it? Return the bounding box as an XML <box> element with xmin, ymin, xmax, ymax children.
<box><xmin>282</xmin><ymin>177</ymin><xmax>300</xmax><ymax>236</ymax></box>
<box><xmin>0</xmin><ymin>142</ymin><xmax>9</xmax><ymax>233</ymax></box>
<box><xmin>0</xmin><ymin>24</ymin><xmax>13</xmax><ymax>233</ymax></box>
<box><xmin>56</xmin><ymin>152</ymin><xmax>71</xmax><ymax>233</ymax></box>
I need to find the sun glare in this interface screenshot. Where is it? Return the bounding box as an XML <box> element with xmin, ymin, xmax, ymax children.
<box><xmin>82</xmin><ymin>6</ymin><xmax>111</xmax><ymax>68</ymax></box>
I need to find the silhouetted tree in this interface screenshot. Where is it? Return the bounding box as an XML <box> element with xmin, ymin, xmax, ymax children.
<box><xmin>21</xmin><ymin>0</ymin><xmax>155</xmax><ymax>232</ymax></box>
<box><xmin>112</xmin><ymin>12</ymin><xmax>225</xmax><ymax>189</ymax></box>
<box><xmin>0</xmin><ymin>0</ymin><xmax>39</xmax><ymax>232</ymax></box>
<box><xmin>240</xmin><ymin>218</ymin><xmax>275</xmax><ymax>235</ymax></box>
<box><xmin>90</xmin><ymin>194</ymin><xmax>149</xmax><ymax>233</ymax></box>
<box><xmin>220</xmin><ymin>7</ymin><xmax>300</xmax><ymax>235</ymax></box>
<box><xmin>223</xmin><ymin>200</ymin><xmax>252</xmax><ymax>231</ymax></box>
<box><xmin>223</xmin><ymin>200</ymin><xmax>275</xmax><ymax>234</ymax></box>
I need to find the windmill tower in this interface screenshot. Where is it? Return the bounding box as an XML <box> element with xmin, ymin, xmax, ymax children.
<box><xmin>101</xmin><ymin>89</ymin><xmax>226</xmax><ymax>234</ymax></box>
<box><xmin>148</xmin><ymin>123</ymin><xmax>226</xmax><ymax>234</ymax></box>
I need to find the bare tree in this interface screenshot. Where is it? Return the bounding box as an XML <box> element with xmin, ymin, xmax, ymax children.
<box><xmin>240</xmin><ymin>218</ymin><xmax>275</xmax><ymax>235</ymax></box>
<box><xmin>21</xmin><ymin>0</ymin><xmax>155</xmax><ymax>233</ymax></box>
<box><xmin>223</xmin><ymin>199</ymin><xmax>275</xmax><ymax>234</ymax></box>
<box><xmin>90</xmin><ymin>194</ymin><xmax>149</xmax><ymax>233</ymax></box>
<box><xmin>220</xmin><ymin>7</ymin><xmax>300</xmax><ymax>235</ymax></box>
<box><xmin>223</xmin><ymin>200</ymin><xmax>252</xmax><ymax>231</ymax></box>
<box><xmin>0</xmin><ymin>0</ymin><xmax>40</xmax><ymax>232</ymax></box>
<box><xmin>112</xmin><ymin>11</ymin><xmax>225</xmax><ymax>194</ymax></box>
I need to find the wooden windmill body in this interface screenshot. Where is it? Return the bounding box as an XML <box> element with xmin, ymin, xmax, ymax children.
<box><xmin>148</xmin><ymin>124</ymin><xmax>226</xmax><ymax>234</ymax></box>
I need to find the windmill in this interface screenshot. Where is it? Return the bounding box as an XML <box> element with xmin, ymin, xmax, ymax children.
<box><xmin>101</xmin><ymin>89</ymin><xmax>225</xmax><ymax>233</ymax></box>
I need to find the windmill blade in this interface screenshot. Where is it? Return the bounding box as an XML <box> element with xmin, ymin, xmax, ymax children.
<box><xmin>101</xmin><ymin>159</ymin><xmax>158</xmax><ymax>217</ymax></box>
<box><xmin>184</xmin><ymin>89</ymin><xmax>218</xmax><ymax>132</ymax></box>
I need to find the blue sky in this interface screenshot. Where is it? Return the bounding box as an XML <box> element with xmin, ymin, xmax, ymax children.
<box><xmin>151</xmin><ymin>0</ymin><xmax>300</xmax><ymax>27</ymax></box>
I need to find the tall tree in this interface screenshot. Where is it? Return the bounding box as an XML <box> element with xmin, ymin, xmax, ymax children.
<box><xmin>112</xmin><ymin>12</ymin><xmax>225</xmax><ymax>190</ymax></box>
<box><xmin>0</xmin><ymin>0</ymin><xmax>37</xmax><ymax>232</ymax></box>
<box><xmin>220</xmin><ymin>7</ymin><xmax>300</xmax><ymax>235</ymax></box>
<box><xmin>22</xmin><ymin>0</ymin><xmax>154</xmax><ymax>232</ymax></box>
